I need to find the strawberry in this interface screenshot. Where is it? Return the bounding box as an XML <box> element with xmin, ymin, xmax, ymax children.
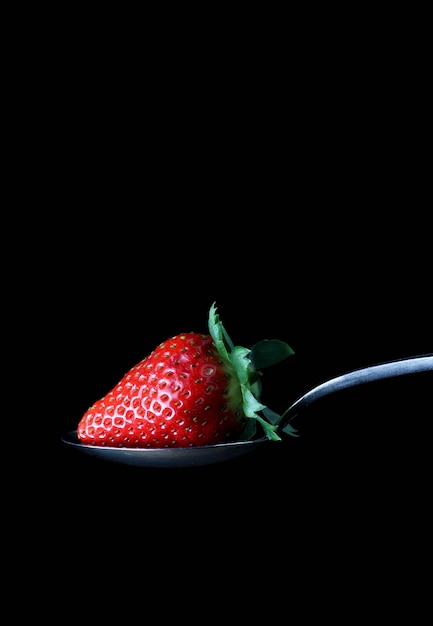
<box><xmin>77</xmin><ymin>302</ymin><xmax>296</xmax><ymax>448</ymax></box>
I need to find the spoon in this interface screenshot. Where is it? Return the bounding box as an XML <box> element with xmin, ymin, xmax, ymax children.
<box><xmin>62</xmin><ymin>353</ymin><xmax>432</xmax><ymax>468</ymax></box>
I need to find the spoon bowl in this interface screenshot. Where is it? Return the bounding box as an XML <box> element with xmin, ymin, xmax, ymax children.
<box><xmin>62</xmin><ymin>354</ymin><xmax>432</xmax><ymax>468</ymax></box>
<box><xmin>61</xmin><ymin>430</ymin><xmax>269</xmax><ymax>468</ymax></box>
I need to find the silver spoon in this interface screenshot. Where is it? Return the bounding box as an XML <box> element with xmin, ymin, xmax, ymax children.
<box><xmin>62</xmin><ymin>354</ymin><xmax>432</xmax><ymax>468</ymax></box>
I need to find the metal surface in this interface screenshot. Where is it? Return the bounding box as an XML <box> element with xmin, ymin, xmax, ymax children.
<box><xmin>61</xmin><ymin>430</ymin><xmax>267</xmax><ymax>468</ymax></box>
<box><xmin>62</xmin><ymin>354</ymin><xmax>432</xmax><ymax>468</ymax></box>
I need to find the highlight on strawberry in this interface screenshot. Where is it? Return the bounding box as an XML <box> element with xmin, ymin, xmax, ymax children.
<box><xmin>77</xmin><ymin>302</ymin><xmax>297</xmax><ymax>449</ymax></box>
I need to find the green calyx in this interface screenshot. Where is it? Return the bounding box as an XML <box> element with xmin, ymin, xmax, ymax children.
<box><xmin>208</xmin><ymin>302</ymin><xmax>298</xmax><ymax>442</ymax></box>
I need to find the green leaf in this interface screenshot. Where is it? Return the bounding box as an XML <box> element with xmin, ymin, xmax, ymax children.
<box><xmin>208</xmin><ymin>301</ymin><xmax>231</xmax><ymax>361</ymax></box>
<box><xmin>256</xmin><ymin>418</ymin><xmax>281</xmax><ymax>441</ymax></box>
<box><xmin>282</xmin><ymin>421</ymin><xmax>299</xmax><ymax>437</ymax></box>
<box><xmin>208</xmin><ymin>301</ymin><xmax>296</xmax><ymax>443</ymax></box>
<box><xmin>230</xmin><ymin>346</ymin><xmax>251</xmax><ymax>385</ymax></box>
<box><xmin>251</xmin><ymin>339</ymin><xmax>295</xmax><ymax>369</ymax></box>
<box><xmin>241</xmin><ymin>385</ymin><xmax>267</xmax><ymax>417</ymax></box>
<box><xmin>261</xmin><ymin>406</ymin><xmax>283</xmax><ymax>426</ymax></box>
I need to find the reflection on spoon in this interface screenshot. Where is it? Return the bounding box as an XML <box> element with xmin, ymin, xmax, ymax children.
<box><xmin>62</xmin><ymin>354</ymin><xmax>432</xmax><ymax>468</ymax></box>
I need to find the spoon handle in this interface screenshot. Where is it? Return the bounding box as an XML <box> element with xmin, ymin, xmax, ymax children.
<box><xmin>281</xmin><ymin>354</ymin><xmax>433</xmax><ymax>430</ymax></box>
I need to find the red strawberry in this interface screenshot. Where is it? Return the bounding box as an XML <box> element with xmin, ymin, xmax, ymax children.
<box><xmin>77</xmin><ymin>303</ymin><xmax>296</xmax><ymax>448</ymax></box>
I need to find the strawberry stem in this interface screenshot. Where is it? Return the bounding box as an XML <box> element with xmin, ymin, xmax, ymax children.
<box><xmin>208</xmin><ymin>302</ymin><xmax>297</xmax><ymax>441</ymax></box>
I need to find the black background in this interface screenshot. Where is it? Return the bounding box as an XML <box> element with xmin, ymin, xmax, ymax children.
<box><xmin>32</xmin><ymin>134</ymin><xmax>431</xmax><ymax>611</ymax></box>
<box><xmin>18</xmin><ymin>19</ymin><xmax>432</xmax><ymax>620</ymax></box>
